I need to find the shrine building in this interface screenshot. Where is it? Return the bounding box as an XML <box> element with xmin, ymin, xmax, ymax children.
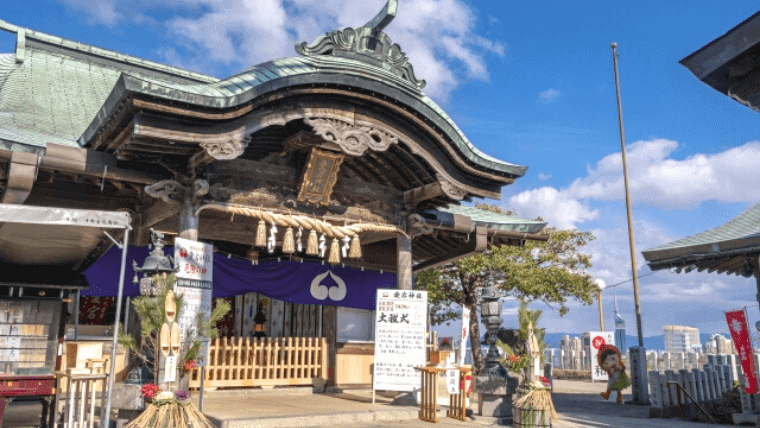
<box><xmin>0</xmin><ymin>1</ymin><xmax>546</xmax><ymax>389</ymax></box>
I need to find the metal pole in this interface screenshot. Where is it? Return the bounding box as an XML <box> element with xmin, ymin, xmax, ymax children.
<box><xmin>74</xmin><ymin>290</ymin><xmax>80</xmax><ymax>341</ymax></box>
<box><xmin>103</xmin><ymin>227</ymin><xmax>130</xmax><ymax>428</ymax></box>
<box><xmin>612</xmin><ymin>42</ymin><xmax>644</xmax><ymax>347</ymax></box>
<box><xmin>124</xmin><ymin>296</ymin><xmax>130</xmax><ymax>335</ymax></box>
<box><xmin>597</xmin><ymin>289</ymin><xmax>605</xmax><ymax>331</ymax></box>
<box><xmin>199</xmin><ymin>367</ymin><xmax>205</xmax><ymax>411</ymax></box>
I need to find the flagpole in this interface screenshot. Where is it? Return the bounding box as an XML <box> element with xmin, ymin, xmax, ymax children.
<box><xmin>611</xmin><ymin>42</ymin><xmax>644</xmax><ymax>348</ymax></box>
<box><xmin>612</xmin><ymin>42</ymin><xmax>650</xmax><ymax>405</ymax></box>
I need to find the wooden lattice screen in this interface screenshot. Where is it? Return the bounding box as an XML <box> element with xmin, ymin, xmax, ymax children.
<box><xmin>188</xmin><ymin>336</ymin><xmax>328</xmax><ymax>389</ymax></box>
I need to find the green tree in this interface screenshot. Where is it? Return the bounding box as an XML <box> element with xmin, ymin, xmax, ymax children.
<box><xmin>416</xmin><ymin>205</ymin><xmax>596</xmax><ymax>375</ymax></box>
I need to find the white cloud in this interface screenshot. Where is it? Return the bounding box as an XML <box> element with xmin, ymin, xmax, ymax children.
<box><xmin>567</xmin><ymin>138</ymin><xmax>760</xmax><ymax>209</ymax></box>
<box><xmin>56</xmin><ymin>0</ymin><xmax>505</xmax><ymax>102</ymax></box>
<box><xmin>539</xmin><ymin>88</ymin><xmax>561</xmax><ymax>103</ymax></box>
<box><xmin>504</xmin><ymin>139</ymin><xmax>760</xmax><ymax>338</ymax></box>
<box><xmin>509</xmin><ymin>139</ymin><xmax>760</xmax><ymax>232</ymax></box>
<box><xmin>537</xmin><ymin>172</ymin><xmax>551</xmax><ymax>181</ymax></box>
<box><xmin>509</xmin><ymin>186</ymin><xmax>598</xmax><ymax>230</ymax></box>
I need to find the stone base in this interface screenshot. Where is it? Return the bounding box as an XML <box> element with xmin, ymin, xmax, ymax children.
<box><xmin>731</xmin><ymin>411</ymin><xmax>757</xmax><ymax>425</ymax></box>
<box><xmin>110</xmin><ymin>384</ymin><xmax>145</xmax><ymax>411</ymax></box>
<box><xmin>115</xmin><ymin>409</ymin><xmax>143</xmax><ymax>428</ymax></box>
<box><xmin>478</xmin><ymin>393</ymin><xmax>513</xmax><ymax>418</ymax></box>
<box><xmin>474</xmin><ymin>375</ymin><xmax>518</xmax><ymax>396</ymax></box>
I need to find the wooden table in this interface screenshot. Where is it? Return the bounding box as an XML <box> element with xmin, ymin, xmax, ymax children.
<box><xmin>0</xmin><ymin>375</ymin><xmax>56</xmax><ymax>428</ymax></box>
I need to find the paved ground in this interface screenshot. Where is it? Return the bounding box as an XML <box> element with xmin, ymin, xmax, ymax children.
<box><xmin>1</xmin><ymin>379</ymin><xmax>732</xmax><ymax>427</ymax></box>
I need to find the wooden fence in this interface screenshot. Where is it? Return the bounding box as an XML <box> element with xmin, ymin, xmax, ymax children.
<box><xmin>189</xmin><ymin>336</ymin><xmax>328</xmax><ymax>389</ymax></box>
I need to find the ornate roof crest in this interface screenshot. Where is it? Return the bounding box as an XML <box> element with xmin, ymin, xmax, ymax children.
<box><xmin>295</xmin><ymin>0</ymin><xmax>426</xmax><ymax>89</ymax></box>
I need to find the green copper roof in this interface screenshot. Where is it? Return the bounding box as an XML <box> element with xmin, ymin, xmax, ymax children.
<box><xmin>642</xmin><ymin>201</ymin><xmax>760</xmax><ymax>264</ymax></box>
<box><xmin>83</xmin><ymin>54</ymin><xmax>526</xmax><ymax>177</ymax></box>
<box><xmin>0</xmin><ymin>18</ymin><xmax>526</xmax><ymax>178</ymax></box>
<box><xmin>439</xmin><ymin>205</ymin><xmax>547</xmax><ymax>234</ymax></box>
<box><xmin>0</xmin><ymin>19</ymin><xmax>218</xmax><ymax>153</ymax></box>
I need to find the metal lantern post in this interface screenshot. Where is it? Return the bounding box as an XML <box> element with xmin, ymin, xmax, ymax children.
<box><xmin>125</xmin><ymin>230</ymin><xmax>176</xmax><ymax>388</ymax></box>
<box><xmin>595</xmin><ymin>279</ymin><xmax>606</xmax><ymax>331</ymax></box>
<box><xmin>133</xmin><ymin>230</ymin><xmax>175</xmax><ymax>296</ymax></box>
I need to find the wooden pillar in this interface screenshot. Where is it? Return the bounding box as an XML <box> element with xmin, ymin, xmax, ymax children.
<box><xmin>397</xmin><ymin>230</ymin><xmax>413</xmax><ymax>290</ymax></box>
<box><xmin>322</xmin><ymin>306</ymin><xmax>337</xmax><ymax>385</ymax></box>
<box><xmin>178</xmin><ymin>198</ymin><xmax>199</xmax><ymax>241</ymax></box>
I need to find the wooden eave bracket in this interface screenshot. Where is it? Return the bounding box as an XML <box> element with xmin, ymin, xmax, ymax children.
<box><xmin>1</xmin><ymin>150</ymin><xmax>38</xmax><ymax>204</ymax></box>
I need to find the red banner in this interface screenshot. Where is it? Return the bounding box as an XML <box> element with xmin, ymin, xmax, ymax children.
<box><xmin>726</xmin><ymin>309</ymin><xmax>758</xmax><ymax>394</ymax></box>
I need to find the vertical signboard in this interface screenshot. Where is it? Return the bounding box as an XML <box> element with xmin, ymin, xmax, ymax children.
<box><xmin>588</xmin><ymin>331</ymin><xmax>615</xmax><ymax>381</ymax></box>
<box><xmin>373</xmin><ymin>289</ymin><xmax>428</xmax><ymax>392</ymax></box>
<box><xmin>458</xmin><ymin>306</ymin><xmax>470</xmax><ymax>366</ymax></box>
<box><xmin>174</xmin><ymin>237</ymin><xmax>213</xmax><ymax>367</ymax></box>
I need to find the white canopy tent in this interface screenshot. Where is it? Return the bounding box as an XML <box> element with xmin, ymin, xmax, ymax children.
<box><xmin>0</xmin><ymin>204</ymin><xmax>131</xmax><ymax>428</ymax></box>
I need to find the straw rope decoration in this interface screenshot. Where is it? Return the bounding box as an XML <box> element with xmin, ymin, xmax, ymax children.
<box><xmin>197</xmin><ymin>204</ymin><xmax>406</xmax><ymax>262</ymax></box>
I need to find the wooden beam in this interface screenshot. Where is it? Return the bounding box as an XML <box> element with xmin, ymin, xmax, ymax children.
<box><xmin>708</xmin><ymin>257</ymin><xmax>743</xmax><ymax>274</ymax></box>
<box><xmin>142</xmin><ymin>200</ymin><xmax>180</xmax><ymax>228</ymax></box>
<box><xmin>715</xmin><ymin>258</ymin><xmax>746</xmax><ymax>274</ymax></box>
<box><xmin>404</xmin><ymin>182</ymin><xmax>443</xmax><ymax>208</ymax></box>
<box><xmin>413</xmin><ymin>227</ymin><xmax>488</xmax><ymax>273</ymax></box>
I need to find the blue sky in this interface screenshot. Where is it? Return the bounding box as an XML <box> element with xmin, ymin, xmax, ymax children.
<box><xmin>3</xmin><ymin>0</ymin><xmax>760</xmax><ymax>342</ymax></box>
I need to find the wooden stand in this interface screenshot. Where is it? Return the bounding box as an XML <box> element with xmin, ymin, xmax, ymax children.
<box><xmin>447</xmin><ymin>366</ymin><xmax>472</xmax><ymax>422</ymax></box>
<box><xmin>414</xmin><ymin>366</ymin><xmax>446</xmax><ymax>423</ymax></box>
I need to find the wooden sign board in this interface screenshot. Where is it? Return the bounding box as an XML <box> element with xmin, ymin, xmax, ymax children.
<box><xmin>297</xmin><ymin>147</ymin><xmax>345</xmax><ymax>206</ymax></box>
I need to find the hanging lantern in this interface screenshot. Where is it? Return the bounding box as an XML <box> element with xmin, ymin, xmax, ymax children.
<box><xmin>255</xmin><ymin>220</ymin><xmax>267</xmax><ymax>247</ymax></box>
<box><xmin>253</xmin><ymin>302</ymin><xmax>267</xmax><ymax>338</ymax></box>
<box><xmin>328</xmin><ymin>238</ymin><xmax>340</xmax><ymax>264</ymax></box>
<box><xmin>282</xmin><ymin>227</ymin><xmax>295</xmax><ymax>254</ymax></box>
<box><xmin>349</xmin><ymin>234</ymin><xmax>362</xmax><ymax>259</ymax></box>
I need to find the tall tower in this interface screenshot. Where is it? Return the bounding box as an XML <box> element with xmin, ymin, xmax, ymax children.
<box><xmin>614</xmin><ymin>293</ymin><xmax>627</xmax><ymax>354</ymax></box>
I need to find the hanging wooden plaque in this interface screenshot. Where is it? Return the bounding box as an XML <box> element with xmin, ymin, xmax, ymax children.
<box><xmin>297</xmin><ymin>147</ymin><xmax>345</xmax><ymax>206</ymax></box>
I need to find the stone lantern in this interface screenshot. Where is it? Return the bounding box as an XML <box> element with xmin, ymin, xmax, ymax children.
<box><xmin>474</xmin><ymin>273</ymin><xmax>518</xmax><ymax>421</ymax></box>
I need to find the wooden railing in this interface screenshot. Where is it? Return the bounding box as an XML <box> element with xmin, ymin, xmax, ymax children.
<box><xmin>189</xmin><ymin>337</ymin><xmax>328</xmax><ymax>389</ymax></box>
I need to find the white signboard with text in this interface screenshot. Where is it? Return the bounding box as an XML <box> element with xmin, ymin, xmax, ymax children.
<box><xmin>373</xmin><ymin>289</ymin><xmax>428</xmax><ymax>392</ymax></box>
<box><xmin>588</xmin><ymin>331</ymin><xmax>615</xmax><ymax>381</ymax></box>
<box><xmin>174</xmin><ymin>237</ymin><xmax>213</xmax><ymax>367</ymax></box>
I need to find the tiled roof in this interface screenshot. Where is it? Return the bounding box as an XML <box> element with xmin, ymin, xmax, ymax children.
<box><xmin>646</xmin><ymin>202</ymin><xmax>760</xmax><ymax>253</ymax></box>
<box><xmin>0</xmin><ymin>19</ymin><xmax>218</xmax><ymax>153</ymax></box>
<box><xmin>642</xmin><ymin>201</ymin><xmax>760</xmax><ymax>267</ymax></box>
<box><xmin>438</xmin><ymin>205</ymin><xmax>547</xmax><ymax>234</ymax></box>
<box><xmin>0</xmin><ymin>19</ymin><xmax>526</xmax><ymax>177</ymax></box>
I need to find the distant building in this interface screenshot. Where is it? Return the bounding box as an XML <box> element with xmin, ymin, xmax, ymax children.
<box><xmin>663</xmin><ymin>325</ymin><xmax>701</xmax><ymax>353</ymax></box>
<box><xmin>614</xmin><ymin>295</ymin><xmax>626</xmax><ymax>353</ymax></box>
<box><xmin>704</xmin><ymin>333</ymin><xmax>736</xmax><ymax>354</ymax></box>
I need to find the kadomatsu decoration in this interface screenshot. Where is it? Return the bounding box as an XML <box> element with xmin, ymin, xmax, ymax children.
<box><xmin>120</xmin><ymin>273</ymin><xmax>230</xmax><ymax>428</ymax></box>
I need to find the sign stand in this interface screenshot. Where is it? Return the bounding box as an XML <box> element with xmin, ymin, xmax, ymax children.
<box><xmin>174</xmin><ymin>237</ymin><xmax>214</xmax><ymax>412</ymax></box>
<box><xmin>372</xmin><ymin>289</ymin><xmax>428</xmax><ymax>403</ymax></box>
